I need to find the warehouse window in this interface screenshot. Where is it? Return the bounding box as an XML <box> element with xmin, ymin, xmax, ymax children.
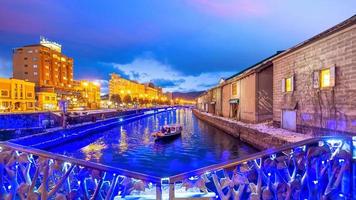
<box><xmin>313</xmin><ymin>67</ymin><xmax>335</xmax><ymax>89</ymax></box>
<box><xmin>282</xmin><ymin>76</ymin><xmax>294</xmax><ymax>92</ymax></box>
<box><xmin>231</xmin><ymin>82</ymin><xmax>237</xmax><ymax>96</ymax></box>
<box><xmin>285</xmin><ymin>77</ymin><xmax>292</xmax><ymax>92</ymax></box>
<box><xmin>320</xmin><ymin>68</ymin><xmax>331</xmax><ymax>88</ymax></box>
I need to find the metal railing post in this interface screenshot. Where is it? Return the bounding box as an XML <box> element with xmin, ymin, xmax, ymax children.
<box><xmin>352</xmin><ymin>136</ymin><xmax>355</xmax><ymax>199</ymax></box>
<box><xmin>169</xmin><ymin>182</ymin><xmax>175</xmax><ymax>200</ymax></box>
<box><xmin>156</xmin><ymin>182</ymin><xmax>162</xmax><ymax>200</ymax></box>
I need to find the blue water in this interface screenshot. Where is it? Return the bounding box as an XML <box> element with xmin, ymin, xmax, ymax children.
<box><xmin>48</xmin><ymin>108</ymin><xmax>257</xmax><ymax>177</ymax></box>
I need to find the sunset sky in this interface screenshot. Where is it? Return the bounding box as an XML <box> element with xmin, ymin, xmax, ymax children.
<box><xmin>0</xmin><ymin>0</ymin><xmax>355</xmax><ymax>93</ymax></box>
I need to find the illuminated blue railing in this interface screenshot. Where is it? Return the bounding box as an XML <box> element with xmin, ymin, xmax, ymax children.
<box><xmin>0</xmin><ymin>136</ymin><xmax>354</xmax><ymax>199</ymax></box>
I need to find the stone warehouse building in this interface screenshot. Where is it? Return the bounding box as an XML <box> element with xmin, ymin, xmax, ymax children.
<box><xmin>197</xmin><ymin>51</ymin><xmax>282</xmax><ymax>123</ymax></box>
<box><xmin>273</xmin><ymin>15</ymin><xmax>356</xmax><ymax>135</ymax></box>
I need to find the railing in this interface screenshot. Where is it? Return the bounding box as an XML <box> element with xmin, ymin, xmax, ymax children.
<box><xmin>0</xmin><ymin>142</ymin><xmax>162</xmax><ymax>200</ymax></box>
<box><xmin>0</xmin><ymin>136</ymin><xmax>354</xmax><ymax>199</ymax></box>
<box><xmin>168</xmin><ymin>136</ymin><xmax>355</xmax><ymax>200</ymax></box>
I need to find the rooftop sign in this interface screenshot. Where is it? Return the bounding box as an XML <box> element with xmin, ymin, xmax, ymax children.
<box><xmin>40</xmin><ymin>36</ymin><xmax>62</xmax><ymax>53</ymax></box>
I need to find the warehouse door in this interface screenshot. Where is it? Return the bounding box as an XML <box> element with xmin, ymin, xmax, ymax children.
<box><xmin>282</xmin><ymin>110</ymin><xmax>296</xmax><ymax>131</ymax></box>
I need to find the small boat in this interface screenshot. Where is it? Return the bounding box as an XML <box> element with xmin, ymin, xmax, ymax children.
<box><xmin>152</xmin><ymin>124</ymin><xmax>182</xmax><ymax>141</ymax></box>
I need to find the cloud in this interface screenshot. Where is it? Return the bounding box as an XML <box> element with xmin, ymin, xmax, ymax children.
<box><xmin>151</xmin><ymin>78</ymin><xmax>185</xmax><ymax>88</ymax></box>
<box><xmin>108</xmin><ymin>55</ymin><xmax>233</xmax><ymax>92</ymax></box>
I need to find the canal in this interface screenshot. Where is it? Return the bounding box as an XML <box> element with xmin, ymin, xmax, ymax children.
<box><xmin>48</xmin><ymin>108</ymin><xmax>257</xmax><ymax>177</ymax></box>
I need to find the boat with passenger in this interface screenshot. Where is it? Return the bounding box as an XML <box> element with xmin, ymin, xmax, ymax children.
<box><xmin>152</xmin><ymin>124</ymin><xmax>182</xmax><ymax>141</ymax></box>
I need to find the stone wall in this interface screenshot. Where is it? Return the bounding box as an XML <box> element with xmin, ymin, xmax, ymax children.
<box><xmin>0</xmin><ymin>112</ymin><xmax>60</xmax><ymax>129</ymax></box>
<box><xmin>257</xmin><ymin>65</ymin><xmax>273</xmax><ymax>122</ymax></box>
<box><xmin>273</xmin><ymin>25</ymin><xmax>356</xmax><ymax>135</ymax></box>
<box><xmin>193</xmin><ymin>109</ymin><xmax>292</xmax><ymax>150</ymax></box>
<box><xmin>240</xmin><ymin>73</ymin><xmax>257</xmax><ymax>122</ymax></box>
<box><xmin>221</xmin><ymin>83</ymin><xmax>231</xmax><ymax>118</ymax></box>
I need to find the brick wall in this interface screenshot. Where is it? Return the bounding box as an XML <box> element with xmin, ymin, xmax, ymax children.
<box><xmin>273</xmin><ymin>25</ymin><xmax>356</xmax><ymax>135</ymax></box>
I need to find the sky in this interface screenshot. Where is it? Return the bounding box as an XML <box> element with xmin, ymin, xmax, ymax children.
<box><xmin>0</xmin><ymin>0</ymin><xmax>355</xmax><ymax>93</ymax></box>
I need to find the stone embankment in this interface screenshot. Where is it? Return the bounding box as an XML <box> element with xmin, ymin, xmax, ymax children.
<box><xmin>193</xmin><ymin>109</ymin><xmax>311</xmax><ymax>150</ymax></box>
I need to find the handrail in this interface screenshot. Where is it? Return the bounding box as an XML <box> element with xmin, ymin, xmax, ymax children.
<box><xmin>0</xmin><ymin>141</ymin><xmax>162</xmax><ymax>183</ymax></box>
<box><xmin>168</xmin><ymin>136</ymin><xmax>353</xmax><ymax>183</ymax></box>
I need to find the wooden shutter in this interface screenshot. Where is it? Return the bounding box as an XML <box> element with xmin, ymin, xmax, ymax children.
<box><xmin>291</xmin><ymin>76</ymin><xmax>294</xmax><ymax>91</ymax></box>
<box><xmin>282</xmin><ymin>78</ymin><xmax>286</xmax><ymax>92</ymax></box>
<box><xmin>330</xmin><ymin>66</ymin><xmax>336</xmax><ymax>87</ymax></box>
<box><xmin>313</xmin><ymin>71</ymin><xmax>320</xmax><ymax>89</ymax></box>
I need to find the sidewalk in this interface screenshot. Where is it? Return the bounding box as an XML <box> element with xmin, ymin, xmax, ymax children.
<box><xmin>193</xmin><ymin>109</ymin><xmax>312</xmax><ymax>149</ymax></box>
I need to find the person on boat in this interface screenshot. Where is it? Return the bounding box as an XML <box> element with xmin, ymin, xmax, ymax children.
<box><xmin>161</xmin><ymin>127</ymin><xmax>166</xmax><ymax>133</ymax></box>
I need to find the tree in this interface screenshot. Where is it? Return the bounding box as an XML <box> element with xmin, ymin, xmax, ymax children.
<box><xmin>132</xmin><ymin>97</ymin><xmax>138</xmax><ymax>104</ymax></box>
<box><xmin>139</xmin><ymin>98</ymin><xmax>145</xmax><ymax>105</ymax></box>
<box><xmin>110</xmin><ymin>94</ymin><xmax>122</xmax><ymax>108</ymax></box>
<box><xmin>123</xmin><ymin>95</ymin><xmax>132</xmax><ymax>104</ymax></box>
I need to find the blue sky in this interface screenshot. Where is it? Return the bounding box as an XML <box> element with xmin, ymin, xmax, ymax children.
<box><xmin>0</xmin><ymin>0</ymin><xmax>355</xmax><ymax>93</ymax></box>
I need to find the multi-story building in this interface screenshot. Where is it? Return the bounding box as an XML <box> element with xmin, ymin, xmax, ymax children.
<box><xmin>0</xmin><ymin>78</ymin><xmax>35</xmax><ymax>112</ymax></box>
<box><xmin>13</xmin><ymin>37</ymin><xmax>74</xmax><ymax>90</ymax></box>
<box><xmin>273</xmin><ymin>15</ymin><xmax>356</xmax><ymax>135</ymax></box>
<box><xmin>109</xmin><ymin>73</ymin><xmax>145</xmax><ymax>100</ymax></box>
<box><xmin>36</xmin><ymin>90</ymin><xmax>58</xmax><ymax>111</ymax></box>
<box><xmin>109</xmin><ymin>73</ymin><xmax>163</xmax><ymax>104</ymax></box>
<box><xmin>72</xmin><ymin>80</ymin><xmax>101</xmax><ymax>109</ymax></box>
<box><xmin>143</xmin><ymin>82</ymin><xmax>163</xmax><ymax>100</ymax></box>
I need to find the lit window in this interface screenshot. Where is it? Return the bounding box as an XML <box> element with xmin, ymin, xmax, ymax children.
<box><xmin>320</xmin><ymin>68</ymin><xmax>330</xmax><ymax>88</ymax></box>
<box><xmin>34</xmin><ymin>72</ymin><xmax>38</xmax><ymax>76</ymax></box>
<box><xmin>285</xmin><ymin>77</ymin><xmax>292</xmax><ymax>92</ymax></box>
<box><xmin>231</xmin><ymin>82</ymin><xmax>237</xmax><ymax>96</ymax></box>
<box><xmin>1</xmin><ymin>90</ymin><xmax>9</xmax><ymax>97</ymax></box>
<box><xmin>33</xmin><ymin>64</ymin><xmax>38</xmax><ymax>68</ymax></box>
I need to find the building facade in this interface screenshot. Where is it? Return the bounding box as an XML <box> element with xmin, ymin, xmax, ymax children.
<box><xmin>13</xmin><ymin>37</ymin><xmax>74</xmax><ymax>90</ymax></box>
<box><xmin>0</xmin><ymin>78</ymin><xmax>35</xmax><ymax>112</ymax></box>
<box><xmin>72</xmin><ymin>80</ymin><xmax>101</xmax><ymax>109</ymax></box>
<box><xmin>273</xmin><ymin>15</ymin><xmax>356</xmax><ymax>135</ymax></box>
<box><xmin>36</xmin><ymin>91</ymin><xmax>58</xmax><ymax>111</ymax></box>
<box><xmin>109</xmin><ymin>73</ymin><xmax>164</xmax><ymax>105</ymax></box>
<box><xmin>197</xmin><ymin>52</ymin><xmax>279</xmax><ymax>123</ymax></box>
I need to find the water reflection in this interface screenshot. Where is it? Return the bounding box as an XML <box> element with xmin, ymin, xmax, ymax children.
<box><xmin>82</xmin><ymin>143</ymin><xmax>106</xmax><ymax>161</ymax></box>
<box><xmin>48</xmin><ymin>108</ymin><xmax>257</xmax><ymax>177</ymax></box>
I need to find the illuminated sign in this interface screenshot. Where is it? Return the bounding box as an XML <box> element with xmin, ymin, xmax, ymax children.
<box><xmin>40</xmin><ymin>36</ymin><xmax>62</xmax><ymax>53</ymax></box>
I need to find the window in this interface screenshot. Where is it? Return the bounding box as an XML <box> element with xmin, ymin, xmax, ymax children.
<box><xmin>27</xmin><ymin>102</ymin><xmax>34</xmax><ymax>108</ymax></box>
<box><xmin>27</xmin><ymin>50</ymin><xmax>33</xmax><ymax>53</ymax></box>
<box><xmin>282</xmin><ymin>76</ymin><xmax>294</xmax><ymax>92</ymax></box>
<box><xmin>33</xmin><ymin>64</ymin><xmax>38</xmax><ymax>68</ymax></box>
<box><xmin>27</xmin><ymin>92</ymin><xmax>33</xmax><ymax>98</ymax></box>
<box><xmin>24</xmin><ymin>57</ymin><xmax>28</xmax><ymax>60</ymax></box>
<box><xmin>286</xmin><ymin>77</ymin><xmax>292</xmax><ymax>92</ymax></box>
<box><xmin>231</xmin><ymin>82</ymin><xmax>237</xmax><ymax>96</ymax></box>
<box><xmin>1</xmin><ymin>90</ymin><xmax>9</xmax><ymax>97</ymax></box>
<box><xmin>34</xmin><ymin>72</ymin><xmax>38</xmax><ymax>76</ymax></box>
<box><xmin>33</xmin><ymin>57</ymin><xmax>38</xmax><ymax>61</ymax></box>
<box><xmin>320</xmin><ymin>68</ymin><xmax>330</xmax><ymax>88</ymax></box>
<box><xmin>51</xmin><ymin>97</ymin><xmax>56</xmax><ymax>101</ymax></box>
<box><xmin>24</xmin><ymin>64</ymin><xmax>28</xmax><ymax>67</ymax></box>
<box><xmin>45</xmin><ymin>96</ymin><xmax>50</xmax><ymax>101</ymax></box>
<box><xmin>24</xmin><ymin>72</ymin><xmax>28</xmax><ymax>75</ymax></box>
<box><xmin>313</xmin><ymin>67</ymin><xmax>335</xmax><ymax>89</ymax></box>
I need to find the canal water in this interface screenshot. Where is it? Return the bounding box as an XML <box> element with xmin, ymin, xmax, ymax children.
<box><xmin>48</xmin><ymin>108</ymin><xmax>257</xmax><ymax>177</ymax></box>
